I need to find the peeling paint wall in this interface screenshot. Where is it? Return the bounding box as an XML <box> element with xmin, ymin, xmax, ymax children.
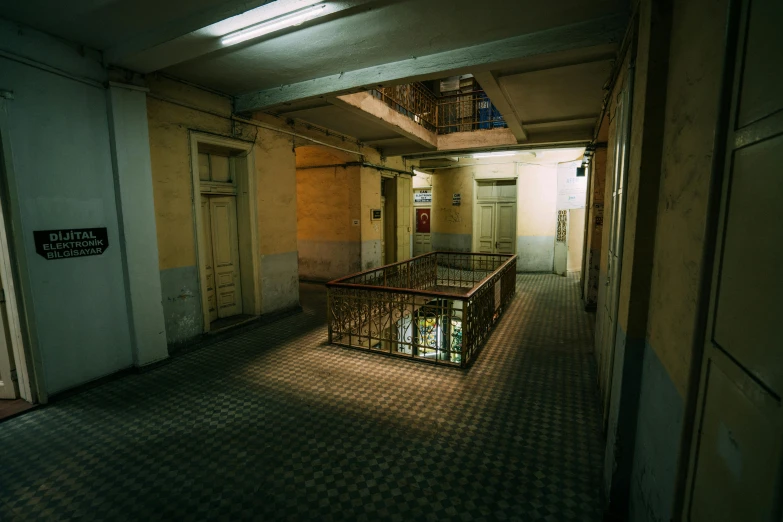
<box><xmin>147</xmin><ymin>76</ymin><xmax>299</xmax><ymax>345</ymax></box>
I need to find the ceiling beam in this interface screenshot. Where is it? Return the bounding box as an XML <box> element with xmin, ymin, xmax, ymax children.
<box><xmin>235</xmin><ymin>13</ymin><xmax>626</xmax><ymax>113</ymax></box>
<box><xmin>473</xmin><ymin>71</ymin><xmax>527</xmax><ymax>142</ymax></box>
<box><xmin>328</xmin><ymin>92</ymin><xmax>438</xmax><ymax>149</ymax></box>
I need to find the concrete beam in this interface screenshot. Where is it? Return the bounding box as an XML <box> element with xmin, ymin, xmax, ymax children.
<box><xmin>328</xmin><ymin>92</ymin><xmax>438</xmax><ymax>149</ymax></box>
<box><xmin>437</xmin><ymin>128</ymin><xmax>517</xmax><ymax>152</ymax></box>
<box><xmin>235</xmin><ymin>14</ymin><xmax>627</xmax><ymax>112</ymax></box>
<box><xmin>473</xmin><ymin>71</ymin><xmax>527</xmax><ymax>142</ymax></box>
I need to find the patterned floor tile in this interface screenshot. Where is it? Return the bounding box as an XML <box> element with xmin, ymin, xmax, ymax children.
<box><xmin>0</xmin><ymin>274</ymin><xmax>604</xmax><ymax>521</ymax></box>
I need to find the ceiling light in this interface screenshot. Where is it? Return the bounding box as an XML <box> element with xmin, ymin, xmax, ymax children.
<box><xmin>220</xmin><ymin>3</ymin><xmax>327</xmax><ymax>46</ymax></box>
<box><xmin>471</xmin><ymin>151</ymin><xmax>517</xmax><ymax>159</ymax></box>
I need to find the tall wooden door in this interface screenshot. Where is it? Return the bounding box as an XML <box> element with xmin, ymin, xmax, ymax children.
<box><xmin>495</xmin><ymin>202</ymin><xmax>516</xmax><ymax>254</ymax></box>
<box><xmin>476</xmin><ymin>203</ymin><xmax>495</xmax><ymax>253</ymax></box>
<box><xmin>200</xmin><ymin>196</ymin><xmax>218</xmax><ymax>323</ymax></box>
<box><xmin>476</xmin><ymin>202</ymin><xmax>515</xmax><ymax>254</ymax></box>
<box><xmin>684</xmin><ymin>0</ymin><xmax>783</xmax><ymax>519</ymax></box>
<box><xmin>208</xmin><ymin>196</ymin><xmax>242</xmax><ymax>319</ymax></box>
<box><xmin>380</xmin><ymin>196</ymin><xmax>386</xmax><ymax>263</ymax></box>
<box><xmin>600</xmin><ymin>79</ymin><xmax>631</xmax><ymax>424</ymax></box>
<box><xmin>396</xmin><ymin>176</ymin><xmax>412</xmax><ymax>261</ymax></box>
<box><xmin>0</xmin><ymin>273</ymin><xmax>17</xmax><ymax>399</ymax></box>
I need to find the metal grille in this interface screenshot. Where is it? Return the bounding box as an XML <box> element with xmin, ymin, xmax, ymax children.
<box><xmin>369</xmin><ymin>85</ymin><xmax>507</xmax><ymax>135</ymax></box>
<box><xmin>327</xmin><ymin>252</ymin><xmax>517</xmax><ymax>367</ymax></box>
<box><xmin>557</xmin><ymin>210</ymin><xmax>568</xmax><ymax>242</ymax></box>
<box><xmin>370</xmin><ymin>83</ymin><xmax>438</xmax><ymax>132</ymax></box>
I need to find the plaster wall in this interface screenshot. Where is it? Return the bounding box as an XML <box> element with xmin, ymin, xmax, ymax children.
<box><xmin>147</xmin><ymin>76</ymin><xmax>299</xmax><ymax>344</ymax></box>
<box><xmin>0</xmin><ymin>43</ymin><xmax>133</xmax><ymax>395</ymax></box>
<box><xmin>428</xmin><ymin>160</ymin><xmax>559</xmax><ymax>270</ymax></box>
<box><xmin>583</xmin><ymin>145</ymin><xmax>606</xmax><ymax>309</ymax></box>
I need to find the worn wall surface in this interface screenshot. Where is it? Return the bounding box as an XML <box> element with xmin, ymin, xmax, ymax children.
<box><xmin>296</xmin><ymin>146</ymin><xmax>361</xmax><ymax>281</ymax></box>
<box><xmin>583</xmin><ymin>145</ymin><xmax>606</xmax><ymax>309</ymax></box>
<box><xmin>148</xmin><ymin>76</ymin><xmax>298</xmax><ymax>344</ymax></box>
<box><xmin>360</xmin><ymin>166</ymin><xmax>382</xmax><ymax>270</ymax></box>
<box><xmin>427</xmin><ymin>154</ymin><xmax>569</xmax><ymax>271</ymax></box>
<box><xmin>517</xmin><ymin>163</ymin><xmax>557</xmax><ymax>271</ymax></box>
<box><xmin>631</xmin><ymin>0</ymin><xmax>728</xmax><ymax>519</ymax></box>
<box><xmin>567</xmin><ymin>208</ymin><xmax>586</xmax><ymax>272</ymax></box>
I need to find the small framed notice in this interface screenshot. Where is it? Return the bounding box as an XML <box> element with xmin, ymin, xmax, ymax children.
<box><xmin>371</xmin><ymin>209</ymin><xmax>382</xmax><ymax>221</ymax></box>
<box><xmin>452</xmin><ymin>193</ymin><xmax>461</xmax><ymax>206</ymax></box>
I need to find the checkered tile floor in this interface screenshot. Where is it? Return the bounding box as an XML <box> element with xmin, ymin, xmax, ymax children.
<box><xmin>0</xmin><ymin>274</ymin><xmax>604</xmax><ymax>521</ymax></box>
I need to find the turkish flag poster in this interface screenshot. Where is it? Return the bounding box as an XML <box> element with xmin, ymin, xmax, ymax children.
<box><xmin>416</xmin><ymin>208</ymin><xmax>431</xmax><ymax>233</ymax></box>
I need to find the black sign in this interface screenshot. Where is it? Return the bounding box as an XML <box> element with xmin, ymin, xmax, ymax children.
<box><xmin>371</xmin><ymin>209</ymin><xmax>382</xmax><ymax>220</ymax></box>
<box><xmin>34</xmin><ymin>228</ymin><xmax>109</xmax><ymax>260</ymax></box>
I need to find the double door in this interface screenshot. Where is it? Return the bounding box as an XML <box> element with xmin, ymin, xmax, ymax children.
<box><xmin>476</xmin><ymin>202</ymin><xmax>515</xmax><ymax>254</ymax></box>
<box><xmin>200</xmin><ymin>195</ymin><xmax>242</xmax><ymax>322</ymax></box>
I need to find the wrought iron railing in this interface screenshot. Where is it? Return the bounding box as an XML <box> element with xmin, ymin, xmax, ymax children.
<box><xmin>369</xmin><ymin>84</ymin><xmax>507</xmax><ymax>135</ymax></box>
<box><xmin>436</xmin><ymin>90</ymin><xmax>508</xmax><ymax>135</ymax></box>
<box><xmin>326</xmin><ymin>252</ymin><xmax>517</xmax><ymax>368</ymax></box>
<box><xmin>370</xmin><ymin>83</ymin><xmax>438</xmax><ymax>132</ymax></box>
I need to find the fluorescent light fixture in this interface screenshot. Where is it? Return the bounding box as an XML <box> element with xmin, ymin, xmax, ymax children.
<box><xmin>221</xmin><ymin>3</ymin><xmax>327</xmax><ymax>46</ymax></box>
<box><xmin>471</xmin><ymin>151</ymin><xmax>517</xmax><ymax>159</ymax></box>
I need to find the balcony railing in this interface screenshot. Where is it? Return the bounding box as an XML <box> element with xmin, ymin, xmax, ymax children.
<box><xmin>369</xmin><ymin>84</ymin><xmax>507</xmax><ymax>135</ymax></box>
<box><xmin>326</xmin><ymin>252</ymin><xmax>517</xmax><ymax>368</ymax></box>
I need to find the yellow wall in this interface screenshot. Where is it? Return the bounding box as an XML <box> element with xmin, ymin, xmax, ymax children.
<box><xmin>146</xmin><ymin>75</ymin><xmax>299</xmax><ymax>342</ymax></box>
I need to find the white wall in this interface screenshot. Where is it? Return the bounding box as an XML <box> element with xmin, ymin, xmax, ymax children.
<box><xmin>0</xmin><ymin>21</ymin><xmax>166</xmax><ymax>397</ymax></box>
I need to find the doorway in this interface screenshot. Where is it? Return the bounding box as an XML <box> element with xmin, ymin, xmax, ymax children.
<box><xmin>0</xmin><ymin>105</ymin><xmax>35</xmax><ymax>406</ymax></box>
<box><xmin>191</xmin><ymin>134</ymin><xmax>260</xmax><ymax>333</ymax></box>
<box><xmin>473</xmin><ymin>180</ymin><xmax>517</xmax><ymax>254</ymax></box>
<box><xmin>413</xmin><ymin>187</ymin><xmax>432</xmax><ymax>256</ymax></box>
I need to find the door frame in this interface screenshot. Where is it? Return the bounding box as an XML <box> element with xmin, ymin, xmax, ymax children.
<box><xmin>413</xmin><ymin>186</ymin><xmax>432</xmax><ymax>256</ymax></box>
<box><xmin>471</xmin><ymin>177</ymin><xmax>517</xmax><ymax>254</ymax></box>
<box><xmin>0</xmin><ymin>95</ymin><xmax>41</xmax><ymax>403</ymax></box>
<box><xmin>189</xmin><ymin>132</ymin><xmax>259</xmax><ymax>333</ymax></box>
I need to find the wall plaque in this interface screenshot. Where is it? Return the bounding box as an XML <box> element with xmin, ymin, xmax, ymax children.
<box><xmin>34</xmin><ymin>228</ymin><xmax>109</xmax><ymax>260</ymax></box>
<box><xmin>452</xmin><ymin>193</ymin><xmax>461</xmax><ymax>206</ymax></box>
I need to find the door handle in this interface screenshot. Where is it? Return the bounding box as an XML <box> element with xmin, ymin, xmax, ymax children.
<box><xmin>495</xmin><ymin>242</ymin><xmax>499</xmax><ymax>249</ymax></box>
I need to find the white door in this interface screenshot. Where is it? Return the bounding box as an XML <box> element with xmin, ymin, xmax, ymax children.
<box><xmin>200</xmin><ymin>196</ymin><xmax>218</xmax><ymax>323</ymax></box>
<box><xmin>495</xmin><ymin>202</ymin><xmax>516</xmax><ymax>254</ymax></box>
<box><xmin>684</xmin><ymin>1</ymin><xmax>783</xmax><ymax>518</ymax></box>
<box><xmin>476</xmin><ymin>202</ymin><xmax>515</xmax><ymax>254</ymax></box>
<box><xmin>209</xmin><ymin>196</ymin><xmax>242</xmax><ymax>319</ymax></box>
<box><xmin>600</xmin><ymin>81</ymin><xmax>631</xmax><ymax>423</ymax></box>
<box><xmin>0</xmin><ymin>275</ymin><xmax>18</xmax><ymax>399</ymax></box>
<box><xmin>476</xmin><ymin>203</ymin><xmax>495</xmax><ymax>253</ymax></box>
<box><xmin>413</xmin><ymin>208</ymin><xmax>432</xmax><ymax>256</ymax></box>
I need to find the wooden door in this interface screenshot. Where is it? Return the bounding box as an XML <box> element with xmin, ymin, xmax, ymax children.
<box><xmin>476</xmin><ymin>203</ymin><xmax>495</xmax><ymax>253</ymax></box>
<box><xmin>601</xmin><ymin>80</ymin><xmax>631</xmax><ymax>424</ymax></box>
<box><xmin>0</xmin><ymin>273</ymin><xmax>17</xmax><ymax>399</ymax></box>
<box><xmin>380</xmin><ymin>196</ymin><xmax>386</xmax><ymax>263</ymax></box>
<box><xmin>396</xmin><ymin>176</ymin><xmax>412</xmax><ymax>261</ymax></box>
<box><xmin>414</xmin><ymin>207</ymin><xmax>432</xmax><ymax>256</ymax></box>
<box><xmin>684</xmin><ymin>0</ymin><xmax>783</xmax><ymax>519</ymax></box>
<box><xmin>495</xmin><ymin>202</ymin><xmax>516</xmax><ymax>254</ymax></box>
<box><xmin>200</xmin><ymin>196</ymin><xmax>218</xmax><ymax>323</ymax></box>
<box><xmin>209</xmin><ymin>196</ymin><xmax>242</xmax><ymax>319</ymax></box>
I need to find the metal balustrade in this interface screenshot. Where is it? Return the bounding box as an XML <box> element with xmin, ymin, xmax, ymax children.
<box><xmin>326</xmin><ymin>252</ymin><xmax>517</xmax><ymax>367</ymax></box>
<box><xmin>369</xmin><ymin>84</ymin><xmax>507</xmax><ymax>135</ymax></box>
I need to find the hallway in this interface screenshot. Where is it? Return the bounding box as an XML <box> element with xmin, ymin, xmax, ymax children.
<box><xmin>0</xmin><ymin>274</ymin><xmax>604</xmax><ymax>521</ymax></box>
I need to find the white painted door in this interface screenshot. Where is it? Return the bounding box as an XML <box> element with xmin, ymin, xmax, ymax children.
<box><xmin>495</xmin><ymin>202</ymin><xmax>516</xmax><ymax>254</ymax></box>
<box><xmin>200</xmin><ymin>196</ymin><xmax>218</xmax><ymax>323</ymax></box>
<box><xmin>600</xmin><ymin>80</ymin><xmax>631</xmax><ymax>424</ymax></box>
<box><xmin>476</xmin><ymin>202</ymin><xmax>515</xmax><ymax>254</ymax></box>
<box><xmin>209</xmin><ymin>196</ymin><xmax>242</xmax><ymax>319</ymax></box>
<box><xmin>0</xmin><ymin>275</ymin><xmax>17</xmax><ymax>399</ymax></box>
<box><xmin>684</xmin><ymin>1</ymin><xmax>783</xmax><ymax>518</ymax></box>
<box><xmin>476</xmin><ymin>203</ymin><xmax>495</xmax><ymax>253</ymax></box>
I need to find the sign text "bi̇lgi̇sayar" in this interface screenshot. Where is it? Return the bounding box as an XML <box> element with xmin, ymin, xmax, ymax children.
<box><xmin>33</xmin><ymin>228</ymin><xmax>110</xmax><ymax>260</ymax></box>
